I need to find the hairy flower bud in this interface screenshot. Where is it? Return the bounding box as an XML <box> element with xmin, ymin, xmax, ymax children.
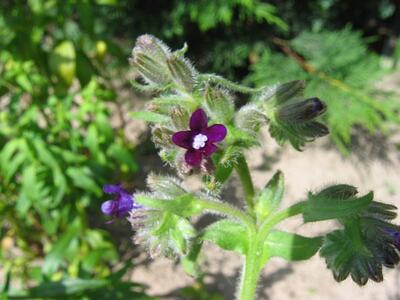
<box><xmin>277</xmin><ymin>98</ymin><xmax>326</xmax><ymax>123</ymax></box>
<box><xmin>316</xmin><ymin>184</ymin><xmax>358</xmax><ymax>200</ymax></box>
<box><xmin>166</xmin><ymin>53</ymin><xmax>196</xmax><ymax>92</ymax></box>
<box><xmin>130</xmin><ymin>34</ymin><xmax>172</xmax><ymax>85</ymax></box>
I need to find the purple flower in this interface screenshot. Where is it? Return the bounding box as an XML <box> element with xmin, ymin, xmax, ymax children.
<box><xmin>101</xmin><ymin>184</ymin><xmax>140</xmax><ymax>219</ymax></box>
<box><xmin>172</xmin><ymin>108</ymin><xmax>227</xmax><ymax>166</ymax></box>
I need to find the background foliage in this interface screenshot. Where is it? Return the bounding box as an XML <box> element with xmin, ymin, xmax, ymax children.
<box><xmin>1</xmin><ymin>0</ymin><xmax>399</xmax><ymax>298</ymax></box>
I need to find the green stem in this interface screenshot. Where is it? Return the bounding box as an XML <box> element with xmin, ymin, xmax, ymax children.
<box><xmin>238</xmin><ymin>238</ymin><xmax>263</xmax><ymax>300</ymax></box>
<box><xmin>235</xmin><ymin>155</ymin><xmax>255</xmax><ymax>209</ymax></box>
<box><xmin>258</xmin><ymin>201</ymin><xmax>307</xmax><ymax>240</ymax></box>
<box><xmin>198</xmin><ymin>74</ymin><xmax>262</xmax><ymax>94</ymax></box>
<box><xmin>198</xmin><ymin>199</ymin><xmax>256</xmax><ymax>232</ymax></box>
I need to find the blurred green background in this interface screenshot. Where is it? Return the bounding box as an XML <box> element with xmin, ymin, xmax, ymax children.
<box><xmin>0</xmin><ymin>0</ymin><xmax>399</xmax><ymax>299</ymax></box>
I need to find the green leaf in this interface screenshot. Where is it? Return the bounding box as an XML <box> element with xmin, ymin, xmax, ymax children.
<box><xmin>107</xmin><ymin>143</ymin><xmax>138</xmax><ymax>173</ymax></box>
<box><xmin>130</xmin><ymin>111</ymin><xmax>169</xmax><ymax>123</ymax></box>
<box><xmin>255</xmin><ymin>170</ymin><xmax>284</xmax><ymax>221</ymax></box>
<box><xmin>263</xmin><ymin>230</ymin><xmax>322</xmax><ymax>263</ymax></box>
<box><xmin>42</xmin><ymin>219</ymin><xmax>81</xmax><ymax>275</ymax></box>
<box><xmin>181</xmin><ymin>241</ymin><xmax>203</xmax><ymax>277</ymax></box>
<box><xmin>66</xmin><ymin>167</ymin><xmax>101</xmax><ymax>196</ymax></box>
<box><xmin>201</xmin><ymin>219</ymin><xmax>248</xmax><ymax>254</ymax></box>
<box><xmin>303</xmin><ymin>192</ymin><xmax>374</xmax><ymax>222</ymax></box>
<box><xmin>135</xmin><ymin>193</ymin><xmax>202</xmax><ymax>217</ymax></box>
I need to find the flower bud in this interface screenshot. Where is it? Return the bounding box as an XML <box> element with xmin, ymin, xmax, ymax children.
<box><xmin>204</xmin><ymin>86</ymin><xmax>235</xmax><ymax>124</ymax></box>
<box><xmin>166</xmin><ymin>54</ymin><xmax>196</xmax><ymax>92</ymax></box>
<box><xmin>277</xmin><ymin>97</ymin><xmax>326</xmax><ymax>124</ymax></box>
<box><xmin>170</xmin><ymin>106</ymin><xmax>190</xmax><ymax>131</ymax></box>
<box><xmin>316</xmin><ymin>184</ymin><xmax>358</xmax><ymax>200</ymax></box>
<box><xmin>130</xmin><ymin>34</ymin><xmax>172</xmax><ymax>85</ymax></box>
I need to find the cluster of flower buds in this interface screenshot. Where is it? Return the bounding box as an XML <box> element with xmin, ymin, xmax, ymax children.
<box><xmin>130</xmin><ymin>34</ymin><xmax>197</xmax><ymax>92</ymax></box>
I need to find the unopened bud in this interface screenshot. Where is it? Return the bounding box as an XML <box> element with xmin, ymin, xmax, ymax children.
<box><xmin>205</xmin><ymin>86</ymin><xmax>235</xmax><ymax>123</ymax></box>
<box><xmin>277</xmin><ymin>98</ymin><xmax>326</xmax><ymax>123</ymax></box>
<box><xmin>170</xmin><ymin>106</ymin><xmax>190</xmax><ymax>131</ymax></box>
<box><xmin>166</xmin><ymin>54</ymin><xmax>196</xmax><ymax>92</ymax></box>
<box><xmin>130</xmin><ymin>34</ymin><xmax>172</xmax><ymax>85</ymax></box>
<box><xmin>316</xmin><ymin>184</ymin><xmax>358</xmax><ymax>199</ymax></box>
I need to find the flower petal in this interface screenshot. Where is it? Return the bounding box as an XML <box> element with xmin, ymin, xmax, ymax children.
<box><xmin>204</xmin><ymin>124</ymin><xmax>227</xmax><ymax>142</ymax></box>
<box><xmin>172</xmin><ymin>130</ymin><xmax>193</xmax><ymax>149</ymax></box>
<box><xmin>190</xmin><ymin>108</ymin><xmax>208</xmax><ymax>131</ymax></box>
<box><xmin>203</xmin><ymin>143</ymin><xmax>217</xmax><ymax>156</ymax></box>
<box><xmin>185</xmin><ymin>149</ymin><xmax>203</xmax><ymax>166</ymax></box>
<box><xmin>103</xmin><ymin>184</ymin><xmax>122</xmax><ymax>194</ymax></box>
<box><xmin>116</xmin><ymin>193</ymin><xmax>134</xmax><ymax>217</ymax></box>
<box><xmin>101</xmin><ymin>200</ymin><xmax>116</xmax><ymax>215</ymax></box>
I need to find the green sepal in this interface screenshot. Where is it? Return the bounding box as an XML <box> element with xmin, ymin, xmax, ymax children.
<box><xmin>200</xmin><ymin>219</ymin><xmax>248</xmax><ymax>255</ymax></box>
<box><xmin>303</xmin><ymin>191</ymin><xmax>373</xmax><ymax>222</ymax></box>
<box><xmin>262</xmin><ymin>230</ymin><xmax>322</xmax><ymax>265</ymax></box>
<box><xmin>135</xmin><ymin>193</ymin><xmax>202</xmax><ymax>217</ymax></box>
<box><xmin>254</xmin><ymin>171</ymin><xmax>284</xmax><ymax>221</ymax></box>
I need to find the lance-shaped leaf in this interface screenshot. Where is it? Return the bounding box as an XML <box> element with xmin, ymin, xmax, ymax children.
<box><xmin>262</xmin><ymin>230</ymin><xmax>322</xmax><ymax>265</ymax></box>
<box><xmin>255</xmin><ymin>171</ymin><xmax>284</xmax><ymax>221</ymax></box>
<box><xmin>303</xmin><ymin>191</ymin><xmax>373</xmax><ymax>222</ymax></box>
<box><xmin>200</xmin><ymin>220</ymin><xmax>248</xmax><ymax>255</ymax></box>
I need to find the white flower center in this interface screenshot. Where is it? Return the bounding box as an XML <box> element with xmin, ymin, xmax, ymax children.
<box><xmin>192</xmin><ymin>134</ymin><xmax>208</xmax><ymax>149</ymax></box>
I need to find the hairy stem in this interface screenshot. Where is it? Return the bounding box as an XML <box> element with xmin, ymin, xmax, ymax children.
<box><xmin>238</xmin><ymin>237</ymin><xmax>263</xmax><ymax>300</ymax></box>
<box><xmin>198</xmin><ymin>74</ymin><xmax>262</xmax><ymax>94</ymax></box>
<box><xmin>198</xmin><ymin>198</ymin><xmax>256</xmax><ymax>232</ymax></box>
<box><xmin>258</xmin><ymin>201</ymin><xmax>307</xmax><ymax>240</ymax></box>
<box><xmin>235</xmin><ymin>155</ymin><xmax>255</xmax><ymax>209</ymax></box>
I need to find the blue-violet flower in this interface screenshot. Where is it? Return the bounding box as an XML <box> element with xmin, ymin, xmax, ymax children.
<box><xmin>172</xmin><ymin>108</ymin><xmax>227</xmax><ymax>166</ymax></box>
<box><xmin>101</xmin><ymin>184</ymin><xmax>140</xmax><ymax>218</ymax></box>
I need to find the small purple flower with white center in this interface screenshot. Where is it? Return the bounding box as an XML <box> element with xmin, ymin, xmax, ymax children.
<box><xmin>172</xmin><ymin>108</ymin><xmax>227</xmax><ymax>166</ymax></box>
<box><xmin>101</xmin><ymin>184</ymin><xmax>141</xmax><ymax>219</ymax></box>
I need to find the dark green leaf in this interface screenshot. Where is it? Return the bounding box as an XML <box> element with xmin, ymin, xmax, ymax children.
<box><xmin>303</xmin><ymin>192</ymin><xmax>374</xmax><ymax>222</ymax></box>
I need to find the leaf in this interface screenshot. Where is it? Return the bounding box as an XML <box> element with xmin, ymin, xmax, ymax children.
<box><xmin>42</xmin><ymin>219</ymin><xmax>81</xmax><ymax>275</ymax></box>
<box><xmin>201</xmin><ymin>219</ymin><xmax>248</xmax><ymax>254</ymax></box>
<box><xmin>181</xmin><ymin>241</ymin><xmax>203</xmax><ymax>277</ymax></box>
<box><xmin>66</xmin><ymin>167</ymin><xmax>101</xmax><ymax>196</ymax></box>
<box><xmin>263</xmin><ymin>230</ymin><xmax>322</xmax><ymax>264</ymax></box>
<box><xmin>130</xmin><ymin>111</ymin><xmax>169</xmax><ymax>123</ymax></box>
<box><xmin>107</xmin><ymin>143</ymin><xmax>138</xmax><ymax>173</ymax></box>
<box><xmin>303</xmin><ymin>192</ymin><xmax>374</xmax><ymax>222</ymax></box>
<box><xmin>254</xmin><ymin>170</ymin><xmax>284</xmax><ymax>221</ymax></box>
<box><xmin>49</xmin><ymin>40</ymin><xmax>76</xmax><ymax>86</ymax></box>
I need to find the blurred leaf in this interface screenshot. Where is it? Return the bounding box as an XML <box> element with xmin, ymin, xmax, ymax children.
<box><xmin>42</xmin><ymin>219</ymin><xmax>80</xmax><ymax>275</ymax></box>
<box><xmin>130</xmin><ymin>111</ymin><xmax>169</xmax><ymax>123</ymax></box>
<box><xmin>66</xmin><ymin>167</ymin><xmax>101</xmax><ymax>196</ymax></box>
<box><xmin>49</xmin><ymin>41</ymin><xmax>76</xmax><ymax>86</ymax></box>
